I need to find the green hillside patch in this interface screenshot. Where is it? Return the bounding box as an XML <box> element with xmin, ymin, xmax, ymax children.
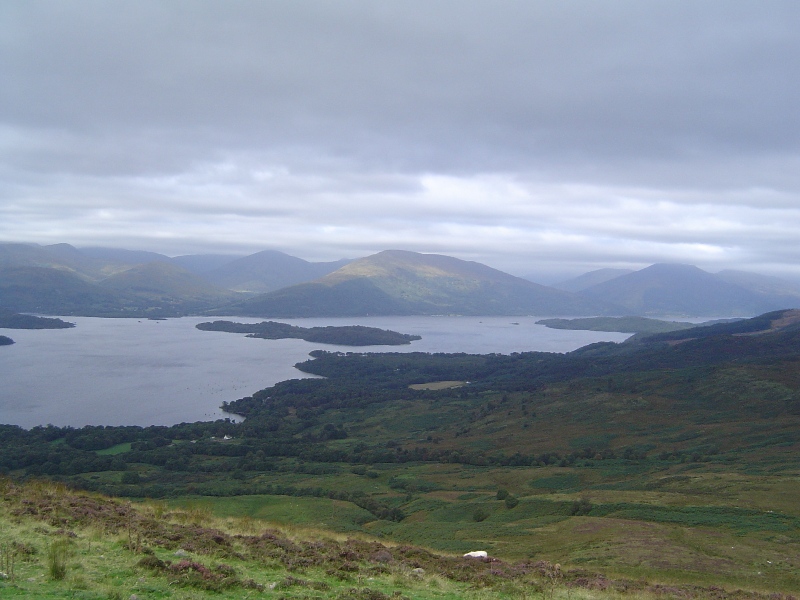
<box><xmin>10</xmin><ymin>478</ymin><xmax>794</xmax><ymax>600</ymax></box>
<box><xmin>95</xmin><ymin>442</ymin><xmax>132</xmax><ymax>455</ymax></box>
<box><xmin>409</xmin><ymin>380</ymin><xmax>465</xmax><ymax>390</ymax></box>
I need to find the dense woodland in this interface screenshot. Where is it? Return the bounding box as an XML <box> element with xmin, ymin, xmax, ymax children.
<box><xmin>0</xmin><ymin>311</ymin><xmax>74</xmax><ymax>329</ymax></box>
<box><xmin>196</xmin><ymin>320</ymin><xmax>421</xmax><ymax>346</ymax></box>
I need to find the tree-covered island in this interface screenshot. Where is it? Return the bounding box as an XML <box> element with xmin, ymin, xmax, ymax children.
<box><xmin>0</xmin><ymin>311</ymin><xmax>75</xmax><ymax>329</ymax></box>
<box><xmin>0</xmin><ymin>335</ymin><xmax>13</xmax><ymax>345</ymax></box>
<box><xmin>196</xmin><ymin>320</ymin><xmax>421</xmax><ymax>346</ymax></box>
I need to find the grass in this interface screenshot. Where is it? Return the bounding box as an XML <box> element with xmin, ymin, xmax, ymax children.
<box><xmin>2</xmin><ymin>477</ymin><xmax>798</xmax><ymax>599</ymax></box>
<box><xmin>95</xmin><ymin>443</ymin><xmax>132</xmax><ymax>456</ymax></box>
<box><xmin>409</xmin><ymin>381</ymin><xmax>466</xmax><ymax>390</ymax></box>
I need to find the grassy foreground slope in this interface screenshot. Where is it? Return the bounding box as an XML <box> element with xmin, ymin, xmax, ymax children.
<box><xmin>1</xmin><ymin>477</ymin><xmax>796</xmax><ymax>600</ymax></box>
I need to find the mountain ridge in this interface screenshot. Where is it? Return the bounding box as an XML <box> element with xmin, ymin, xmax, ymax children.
<box><xmin>222</xmin><ymin>250</ymin><xmax>621</xmax><ymax>317</ymax></box>
<box><xmin>579</xmin><ymin>263</ymin><xmax>798</xmax><ymax>316</ymax></box>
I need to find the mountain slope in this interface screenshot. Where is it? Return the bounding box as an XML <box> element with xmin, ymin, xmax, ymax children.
<box><xmin>222</xmin><ymin>250</ymin><xmax>619</xmax><ymax>317</ymax></box>
<box><xmin>715</xmin><ymin>269</ymin><xmax>800</xmax><ymax>299</ymax></box>
<box><xmin>98</xmin><ymin>261</ymin><xmax>238</xmax><ymax>306</ymax></box>
<box><xmin>553</xmin><ymin>268</ymin><xmax>634</xmax><ymax>292</ymax></box>
<box><xmin>169</xmin><ymin>253</ymin><xmax>243</xmax><ymax>274</ymax></box>
<box><xmin>579</xmin><ymin>263</ymin><xmax>795</xmax><ymax>316</ymax></box>
<box><xmin>202</xmin><ymin>249</ymin><xmax>351</xmax><ymax>293</ymax></box>
<box><xmin>78</xmin><ymin>246</ymin><xmax>171</xmax><ymax>266</ymax></box>
<box><xmin>0</xmin><ymin>266</ymin><xmax>124</xmax><ymax>314</ymax></box>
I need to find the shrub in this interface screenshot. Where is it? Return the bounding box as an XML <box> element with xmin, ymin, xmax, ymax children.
<box><xmin>121</xmin><ymin>471</ymin><xmax>140</xmax><ymax>484</ymax></box>
<box><xmin>473</xmin><ymin>509</ymin><xmax>490</xmax><ymax>522</ymax></box>
<box><xmin>47</xmin><ymin>539</ymin><xmax>70</xmax><ymax>580</ymax></box>
<box><xmin>496</xmin><ymin>488</ymin><xmax>509</xmax><ymax>500</ymax></box>
<box><xmin>504</xmin><ymin>496</ymin><xmax>519</xmax><ymax>509</ymax></box>
<box><xmin>570</xmin><ymin>497</ymin><xmax>593</xmax><ymax>516</ymax></box>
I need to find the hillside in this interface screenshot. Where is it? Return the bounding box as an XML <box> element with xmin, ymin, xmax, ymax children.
<box><xmin>0</xmin><ymin>242</ymin><xmax>132</xmax><ymax>280</ymax></box>
<box><xmin>223</xmin><ymin>250</ymin><xmax>619</xmax><ymax>317</ymax></box>
<box><xmin>203</xmin><ymin>249</ymin><xmax>351</xmax><ymax>294</ymax></box>
<box><xmin>4</xmin><ymin>479</ymin><xmax>786</xmax><ymax>600</ymax></box>
<box><xmin>3</xmin><ymin>310</ymin><xmax>800</xmax><ymax>592</ymax></box>
<box><xmin>98</xmin><ymin>261</ymin><xmax>238</xmax><ymax>308</ymax></box>
<box><xmin>579</xmin><ymin>263</ymin><xmax>796</xmax><ymax>316</ymax></box>
<box><xmin>168</xmin><ymin>253</ymin><xmax>243</xmax><ymax>274</ymax></box>
<box><xmin>553</xmin><ymin>268</ymin><xmax>634</xmax><ymax>292</ymax></box>
<box><xmin>715</xmin><ymin>269</ymin><xmax>800</xmax><ymax>299</ymax></box>
<box><xmin>0</xmin><ymin>266</ymin><xmax>125</xmax><ymax>314</ymax></box>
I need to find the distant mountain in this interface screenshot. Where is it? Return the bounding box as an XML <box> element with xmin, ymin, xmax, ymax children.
<box><xmin>579</xmin><ymin>263</ymin><xmax>797</xmax><ymax>317</ymax></box>
<box><xmin>0</xmin><ymin>242</ymin><xmax>113</xmax><ymax>279</ymax></box>
<box><xmin>0</xmin><ymin>266</ymin><xmax>124</xmax><ymax>314</ymax></box>
<box><xmin>221</xmin><ymin>250</ymin><xmax>619</xmax><ymax>317</ymax></box>
<box><xmin>168</xmin><ymin>254</ymin><xmax>243</xmax><ymax>275</ymax></box>
<box><xmin>554</xmin><ymin>268</ymin><xmax>634</xmax><ymax>292</ymax></box>
<box><xmin>0</xmin><ymin>242</ymin><xmax>173</xmax><ymax>281</ymax></box>
<box><xmin>98</xmin><ymin>261</ymin><xmax>237</xmax><ymax>307</ymax></box>
<box><xmin>202</xmin><ymin>249</ymin><xmax>351</xmax><ymax>294</ymax></box>
<box><xmin>78</xmin><ymin>246</ymin><xmax>172</xmax><ymax>269</ymax></box>
<box><xmin>715</xmin><ymin>269</ymin><xmax>800</xmax><ymax>298</ymax></box>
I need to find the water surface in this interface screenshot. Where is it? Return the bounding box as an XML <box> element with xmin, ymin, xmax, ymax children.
<box><xmin>0</xmin><ymin>316</ymin><xmax>629</xmax><ymax>428</ymax></box>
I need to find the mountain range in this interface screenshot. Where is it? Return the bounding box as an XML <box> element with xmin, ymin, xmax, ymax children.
<box><xmin>220</xmin><ymin>250</ymin><xmax>616</xmax><ymax>317</ymax></box>
<box><xmin>1</xmin><ymin>241</ymin><xmax>799</xmax><ymax>317</ymax></box>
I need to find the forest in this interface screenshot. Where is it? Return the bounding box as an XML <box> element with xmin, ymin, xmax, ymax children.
<box><xmin>196</xmin><ymin>320</ymin><xmax>421</xmax><ymax>345</ymax></box>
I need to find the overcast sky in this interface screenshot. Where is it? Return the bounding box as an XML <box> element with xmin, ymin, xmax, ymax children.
<box><xmin>2</xmin><ymin>1</ymin><xmax>800</xmax><ymax>281</ymax></box>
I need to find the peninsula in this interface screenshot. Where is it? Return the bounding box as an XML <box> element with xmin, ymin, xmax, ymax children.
<box><xmin>0</xmin><ymin>311</ymin><xmax>75</xmax><ymax>329</ymax></box>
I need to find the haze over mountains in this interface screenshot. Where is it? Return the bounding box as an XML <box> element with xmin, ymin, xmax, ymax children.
<box><xmin>1</xmin><ymin>241</ymin><xmax>799</xmax><ymax>318</ymax></box>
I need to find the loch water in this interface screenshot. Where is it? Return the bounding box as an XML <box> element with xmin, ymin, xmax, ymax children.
<box><xmin>0</xmin><ymin>316</ymin><xmax>630</xmax><ymax>428</ymax></box>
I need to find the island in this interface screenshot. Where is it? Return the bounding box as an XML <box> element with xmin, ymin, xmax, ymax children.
<box><xmin>536</xmin><ymin>316</ymin><xmax>697</xmax><ymax>334</ymax></box>
<box><xmin>196</xmin><ymin>320</ymin><xmax>422</xmax><ymax>346</ymax></box>
<box><xmin>0</xmin><ymin>335</ymin><xmax>14</xmax><ymax>345</ymax></box>
<box><xmin>0</xmin><ymin>311</ymin><xmax>75</xmax><ymax>329</ymax></box>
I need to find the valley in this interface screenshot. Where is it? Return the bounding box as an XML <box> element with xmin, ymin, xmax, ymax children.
<box><xmin>1</xmin><ymin>311</ymin><xmax>799</xmax><ymax>596</ymax></box>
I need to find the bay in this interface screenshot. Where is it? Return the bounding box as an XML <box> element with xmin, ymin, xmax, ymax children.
<box><xmin>0</xmin><ymin>316</ymin><xmax>630</xmax><ymax>429</ymax></box>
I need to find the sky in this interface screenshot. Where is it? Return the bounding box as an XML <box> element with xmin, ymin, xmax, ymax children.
<box><xmin>2</xmin><ymin>1</ymin><xmax>800</xmax><ymax>282</ymax></box>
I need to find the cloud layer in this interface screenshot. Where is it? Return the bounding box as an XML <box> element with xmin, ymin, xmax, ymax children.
<box><xmin>2</xmin><ymin>1</ymin><xmax>800</xmax><ymax>280</ymax></box>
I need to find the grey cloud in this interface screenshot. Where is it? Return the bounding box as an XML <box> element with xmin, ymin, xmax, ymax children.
<box><xmin>2</xmin><ymin>1</ymin><xmax>800</xmax><ymax>278</ymax></box>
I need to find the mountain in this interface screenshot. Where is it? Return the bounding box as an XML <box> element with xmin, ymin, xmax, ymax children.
<box><xmin>553</xmin><ymin>268</ymin><xmax>634</xmax><ymax>292</ymax></box>
<box><xmin>0</xmin><ymin>266</ymin><xmax>124</xmax><ymax>314</ymax></box>
<box><xmin>98</xmin><ymin>261</ymin><xmax>237</xmax><ymax>307</ymax></box>
<box><xmin>168</xmin><ymin>253</ymin><xmax>243</xmax><ymax>274</ymax></box>
<box><xmin>579</xmin><ymin>263</ymin><xmax>798</xmax><ymax>317</ymax></box>
<box><xmin>78</xmin><ymin>246</ymin><xmax>172</xmax><ymax>268</ymax></box>
<box><xmin>221</xmin><ymin>250</ymin><xmax>620</xmax><ymax>317</ymax></box>
<box><xmin>0</xmin><ymin>242</ymin><xmax>178</xmax><ymax>281</ymax></box>
<box><xmin>202</xmin><ymin>249</ymin><xmax>351</xmax><ymax>293</ymax></box>
<box><xmin>715</xmin><ymin>269</ymin><xmax>800</xmax><ymax>298</ymax></box>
